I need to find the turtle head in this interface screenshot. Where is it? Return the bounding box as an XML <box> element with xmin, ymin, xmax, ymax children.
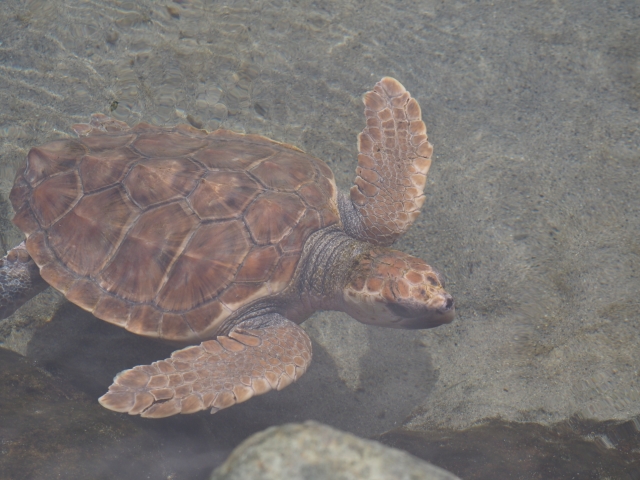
<box><xmin>342</xmin><ymin>249</ymin><xmax>454</xmax><ymax>329</ymax></box>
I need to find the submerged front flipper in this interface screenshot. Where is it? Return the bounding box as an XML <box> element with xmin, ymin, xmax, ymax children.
<box><xmin>99</xmin><ymin>314</ymin><xmax>312</xmax><ymax>418</ymax></box>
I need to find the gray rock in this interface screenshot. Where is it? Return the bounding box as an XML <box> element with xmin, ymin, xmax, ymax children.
<box><xmin>210</xmin><ymin>421</ymin><xmax>459</xmax><ymax>480</ymax></box>
<box><xmin>0</xmin><ymin>346</ymin><xmax>219</xmax><ymax>479</ymax></box>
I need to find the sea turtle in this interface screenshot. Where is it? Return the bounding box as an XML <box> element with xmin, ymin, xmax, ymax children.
<box><xmin>0</xmin><ymin>77</ymin><xmax>454</xmax><ymax>418</ymax></box>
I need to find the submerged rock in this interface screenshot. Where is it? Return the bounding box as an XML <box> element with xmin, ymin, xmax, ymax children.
<box><xmin>210</xmin><ymin>421</ymin><xmax>459</xmax><ymax>480</ymax></box>
<box><xmin>0</xmin><ymin>346</ymin><xmax>221</xmax><ymax>479</ymax></box>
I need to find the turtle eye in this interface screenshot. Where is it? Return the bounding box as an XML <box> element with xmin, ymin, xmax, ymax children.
<box><xmin>425</xmin><ymin>275</ymin><xmax>439</xmax><ymax>287</ymax></box>
<box><xmin>429</xmin><ymin>269</ymin><xmax>446</xmax><ymax>288</ymax></box>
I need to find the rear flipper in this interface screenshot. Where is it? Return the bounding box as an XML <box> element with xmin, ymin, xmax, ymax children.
<box><xmin>0</xmin><ymin>242</ymin><xmax>48</xmax><ymax>319</ymax></box>
<box><xmin>99</xmin><ymin>314</ymin><xmax>312</xmax><ymax>418</ymax></box>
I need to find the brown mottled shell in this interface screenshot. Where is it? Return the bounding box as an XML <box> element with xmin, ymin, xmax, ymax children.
<box><xmin>10</xmin><ymin>119</ymin><xmax>339</xmax><ymax>341</ymax></box>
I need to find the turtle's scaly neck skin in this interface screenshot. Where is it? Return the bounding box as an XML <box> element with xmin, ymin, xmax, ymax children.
<box><xmin>337</xmin><ymin>192</ymin><xmax>374</xmax><ymax>246</ymax></box>
<box><xmin>283</xmin><ymin>227</ymin><xmax>367</xmax><ymax>321</ymax></box>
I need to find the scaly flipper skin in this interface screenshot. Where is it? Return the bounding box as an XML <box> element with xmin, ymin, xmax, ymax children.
<box><xmin>0</xmin><ymin>242</ymin><xmax>48</xmax><ymax>319</ymax></box>
<box><xmin>348</xmin><ymin>77</ymin><xmax>433</xmax><ymax>246</ymax></box>
<box><xmin>98</xmin><ymin>314</ymin><xmax>312</xmax><ymax>418</ymax></box>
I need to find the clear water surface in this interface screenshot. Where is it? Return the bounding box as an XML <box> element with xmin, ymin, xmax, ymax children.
<box><xmin>0</xmin><ymin>0</ymin><xmax>639</xmax><ymax>478</ymax></box>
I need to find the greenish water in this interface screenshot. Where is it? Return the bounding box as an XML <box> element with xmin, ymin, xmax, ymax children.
<box><xmin>0</xmin><ymin>0</ymin><xmax>639</xmax><ymax>478</ymax></box>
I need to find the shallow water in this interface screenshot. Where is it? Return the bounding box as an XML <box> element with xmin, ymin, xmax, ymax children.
<box><xmin>0</xmin><ymin>0</ymin><xmax>639</xmax><ymax>478</ymax></box>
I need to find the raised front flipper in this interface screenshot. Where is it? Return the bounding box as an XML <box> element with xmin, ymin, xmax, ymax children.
<box><xmin>99</xmin><ymin>314</ymin><xmax>312</xmax><ymax>418</ymax></box>
<box><xmin>0</xmin><ymin>242</ymin><xmax>48</xmax><ymax>319</ymax></box>
<box><xmin>341</xmin><ymin>77</ymin><xmax>433</xmax><ymax>246</ymax></box>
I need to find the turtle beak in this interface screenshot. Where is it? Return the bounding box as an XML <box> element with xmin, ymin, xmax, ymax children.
<box><xmin>387</xmin><ymin>292</ymin><xmax>455</xmax><ymax>329</ymax></box>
